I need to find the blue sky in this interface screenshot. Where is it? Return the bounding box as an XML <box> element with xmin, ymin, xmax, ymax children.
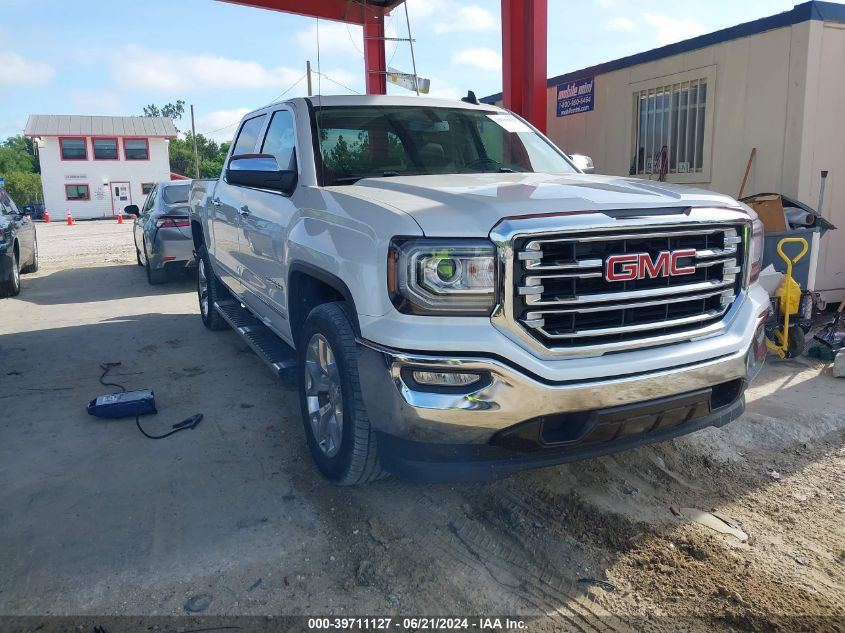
<box><xmin>0</xmin><ymin>0</ymin><xmax>826</xmax><ymax>143</ymax></box>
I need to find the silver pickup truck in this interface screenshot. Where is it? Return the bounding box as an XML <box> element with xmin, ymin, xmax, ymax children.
<box><xmin>190</xmin><ymin>95</ymin><xmax>769</xmax><ymax>485</ymax></box>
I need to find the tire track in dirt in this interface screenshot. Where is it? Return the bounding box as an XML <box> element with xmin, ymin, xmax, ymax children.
<box><xmin>353</xmin><ymin>478</ymin><xmax>633</xmax><ymax>633</ymax></box>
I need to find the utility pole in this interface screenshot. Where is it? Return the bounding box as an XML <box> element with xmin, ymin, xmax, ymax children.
<box><xmin>190</xmin><ymin>104</ymin><xmax>200</xmax><ymax>179</ymax></box>
<box><xmin>306</xmin><ymin>60</ymin><xmax>313</xmax><ymax>96</ymax></box>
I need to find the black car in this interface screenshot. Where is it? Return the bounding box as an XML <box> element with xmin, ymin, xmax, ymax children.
<box><xmin>0</xmin><ymin>189</ymin><xmax>39</xmax><ymax>297</ymax></box>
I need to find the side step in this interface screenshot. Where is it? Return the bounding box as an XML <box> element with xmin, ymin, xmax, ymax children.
<box><xmin>214</xmin><ymin>300</ymin><xmax>298</xmax><ymax>383</ymax></box>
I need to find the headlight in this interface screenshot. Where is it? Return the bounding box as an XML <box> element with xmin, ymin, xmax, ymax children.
<box><xmin>388</xmin><ymin>238</ymin><xmax>497</xmax><ymax>315</ymax></box>
<box><xmin>747</xmin><ymin>218</ymin><xmax>764</xmax><ymax>285</ymax></box>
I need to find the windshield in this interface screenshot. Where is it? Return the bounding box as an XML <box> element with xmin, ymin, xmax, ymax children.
<box><xmin>314</xmin><ymin>106</ymin><xmax>577</xmax><ymax>185</ymax></box>
<box><xmin>162</xmin><ymin>184</ymin><xmax>190</xmax><ymax>205</ymax></box>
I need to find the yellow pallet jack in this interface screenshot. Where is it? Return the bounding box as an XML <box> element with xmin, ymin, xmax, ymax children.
<box><xmin>765</xmin><ymin>237</ymin><xmax>809</xmax><ymax>359</ymax></box>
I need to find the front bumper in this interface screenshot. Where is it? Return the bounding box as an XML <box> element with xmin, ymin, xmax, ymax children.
<box><xmin>357</xmin><ymin>305</ymin><xmax>768</xmax><ymax>480</ymax></box>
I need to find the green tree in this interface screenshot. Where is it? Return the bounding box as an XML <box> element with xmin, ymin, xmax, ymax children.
<box><xmin>0</xmin><ymin>135</ymin><xmax>38</xmax><ymax>175</ymax></box>
<box><xmin>3</xmin><ymin>172</ymin><xmax>43</xmax><ymax>205</ymax></box>
<box><xmin>143</xmin><ymin>100</ymin><xmax>185</xmax><ymax>122</ymax></box>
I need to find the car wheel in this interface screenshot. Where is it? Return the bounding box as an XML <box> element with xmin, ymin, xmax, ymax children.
<box><xmin>298</xmin><ymin>302</ymin><xmax>383</xmax><ymax>485</ymax></box>
<box><xmin>196</xmin><ymin>245</ymin><xmax>229</xmax><ymax>331</ymax></box>
<box><xmin>0</xmin><ymin>249</ymin><xmax>21</xmax><ymax>297</ymax></box>
<box><xmin>144</xmin><ymin>240</ymin><xmax>167</xmax><ymax>285</ymax></box>
<box><xmin>136</xmin><ymin>246</ymin><xmax>143</xmax><ymax>267</ymax></box>
<box><xmin>21</xmin><ymin>238</ymin><xmax>38</xmax><ymax>274</ymax></box>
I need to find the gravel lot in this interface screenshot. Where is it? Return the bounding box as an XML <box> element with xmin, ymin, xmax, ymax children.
<box><xmin>1</xmin><ymin>220</ymin><xmax>843</xmax><ymax>630</ymax></box>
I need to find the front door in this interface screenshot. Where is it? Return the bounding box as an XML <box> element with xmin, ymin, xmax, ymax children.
<box><xmin>110</xmin><ymin>182</ymin><xmax>131</xmax><ymax>216</ymax></box>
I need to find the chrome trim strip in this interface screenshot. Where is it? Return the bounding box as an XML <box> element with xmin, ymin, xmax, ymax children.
<box><xmin>533</xmin><ymin>307</ymin><xmax>727</xmax><ymax>339</ymax></box>
<box><xmin>524</xmin><ymin>289</ymin><xmax>732</xmax><ymax>317</ymax></box>
<box><xmin>522</xmin><ymin>279</ymin><xmax>734</xmax><ymax>306</ymax></box>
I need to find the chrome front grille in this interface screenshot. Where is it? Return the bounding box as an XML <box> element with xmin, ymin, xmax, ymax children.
<box><xmin>511</xmin><ymin>224</ymin><xmax>744</xmax><ymax>352</ymax></box>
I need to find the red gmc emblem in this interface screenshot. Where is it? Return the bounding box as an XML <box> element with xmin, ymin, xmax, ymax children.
<box><xmin>605</xmin><ymin>249</ymin><xmax>697</xmax><ymax>281</ymax></box>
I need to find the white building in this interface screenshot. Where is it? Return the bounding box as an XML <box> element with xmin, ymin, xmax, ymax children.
<box><xmin>485</xmin><ymin>0</ymin><xmax>845</xmax><ymax>303</ymax></box>
<box><xmin>24</xmin><ymin>115</ymin><xmax>177</xmax><ymax>220</ymax></box>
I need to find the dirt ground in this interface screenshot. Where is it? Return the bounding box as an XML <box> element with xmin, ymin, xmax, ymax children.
<box><xmin>1</xmin><ymin>221</ymin><xmax>843</xmax><ymax>631</ymax></box>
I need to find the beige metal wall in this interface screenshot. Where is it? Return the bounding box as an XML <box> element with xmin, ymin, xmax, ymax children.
<box><xmin>797</xmin><ymin>22</ymin><xmax>845</xmax><ymax>301</ymax></box>
<box><xmin>543</xmin><ymin>21</ymin><xmax>845</xmax><ymax>301</ymax></box>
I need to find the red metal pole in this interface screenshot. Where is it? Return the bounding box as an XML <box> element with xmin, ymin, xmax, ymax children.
<box><xmin>364</xmin><ymin>10</ymin><xmax>387</xmax><ymax>95</ymax></box>
<box><xmin>501</xmin><ymin>0</ymin><xmax>547</xmax><ymax>133</ymax></box>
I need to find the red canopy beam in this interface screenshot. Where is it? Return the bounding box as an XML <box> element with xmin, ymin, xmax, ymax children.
<box><xmin>501</xmin><ymin>0</ymin><xmax>547</xmax><ymax>133</ymax></box>
<box><xmin>221</xmin><ymin>0</ymin><xmax>374</xmax><ymax>24</ymax></box>
<box><xmin>364</xmin><ymin>11</ymin><xmax>387</xmax><ymax>94</ymax></box>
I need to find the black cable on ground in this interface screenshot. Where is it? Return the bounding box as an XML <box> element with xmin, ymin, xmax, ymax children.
<box><xmin>99</xmin><ymin>362</ymin><xmax>203</xmax><ymax>440</ymax></box>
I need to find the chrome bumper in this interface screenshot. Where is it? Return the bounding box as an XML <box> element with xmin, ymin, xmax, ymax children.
<box><xmin>357</xmin><ymin>338</ymin><xmax>759</xmax><ymax>445</ymax></box>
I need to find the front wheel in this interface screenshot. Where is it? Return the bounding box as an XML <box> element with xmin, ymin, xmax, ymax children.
<box><xmin>298</xmin><ymin>302</ymin><xmax>383</xmax><ymax>485</ymax></box>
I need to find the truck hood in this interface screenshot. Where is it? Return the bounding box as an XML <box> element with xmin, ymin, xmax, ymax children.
<box><xmin>336</xmin><ymin>172</ymin><xmax>745</xmax><ymax>237</ymax></box>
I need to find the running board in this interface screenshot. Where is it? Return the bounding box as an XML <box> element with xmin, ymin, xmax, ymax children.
<box><xmin>214</xmin><ymin>300</ymin><xmax>297</xmax><ymax>382</ymax></box>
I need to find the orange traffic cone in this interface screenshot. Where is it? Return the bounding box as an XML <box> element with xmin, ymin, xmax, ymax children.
<box><xmin>67</xmin><ymin>210</ymin><xmax>74</xmax><ymax>226</ymax></box>
<box><xmin>43</xmin><ymin>210</ymin><xmax>51</xmax><ymax>223</ymax></box>
<box><xmin>117</xmin><ymin>213</ymin><xmax>123</xmax><ymax>224</ymax></box>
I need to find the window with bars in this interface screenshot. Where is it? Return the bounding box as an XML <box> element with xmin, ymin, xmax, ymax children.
<box><xmin>631</xmin><ymin>78</ymin><xmax>708</xmax><ymax>177</ymax></box>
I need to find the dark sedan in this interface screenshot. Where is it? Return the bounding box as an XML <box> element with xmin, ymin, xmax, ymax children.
<box><xmin>0</xmin><ymin>189</ymin><xmax>38</xmax><ymax>297</ymax></box>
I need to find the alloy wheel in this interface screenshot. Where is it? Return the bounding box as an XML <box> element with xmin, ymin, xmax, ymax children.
<box><xmin>304</xmin><ymin>333</ymin><xmax>343</xmax><ymax>458</ymax></box>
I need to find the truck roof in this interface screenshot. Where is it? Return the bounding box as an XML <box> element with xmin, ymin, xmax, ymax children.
<box><xmin>244</xmin><ymin>94</ymin><xmax>505</xmax><ymax>119</ymax></box>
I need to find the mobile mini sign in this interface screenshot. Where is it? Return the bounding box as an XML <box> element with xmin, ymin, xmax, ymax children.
<box><xmin>556</xmin><ymin>77</ymin><xmax>595</xmax><ymax>117</ymax></box>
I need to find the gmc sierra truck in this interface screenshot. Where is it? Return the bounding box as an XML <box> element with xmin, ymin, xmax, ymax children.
<box><xmin>190</xmin><ymin>95</ymin><xmax>769</xmax><ymax>485</ymax></box>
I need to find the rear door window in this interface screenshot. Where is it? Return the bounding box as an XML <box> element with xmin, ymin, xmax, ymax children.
<box><xmin>232</xmin><ymin>115</ymin><xmax>267</xmax><ymax>156</ymax></box>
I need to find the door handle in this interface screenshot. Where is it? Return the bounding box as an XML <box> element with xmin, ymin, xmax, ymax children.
<box><xmin>239</xmin><ymin>205</ymin><xmax>251</xmax><ymax>216</ymax></box>
<box><xmin>211</xmin><ymin>197</ymin><xmax>221</xmax><ymax>207</ymax></box>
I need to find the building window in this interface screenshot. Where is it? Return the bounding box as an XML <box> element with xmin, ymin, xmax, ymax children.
<box><xmin>93</xmin><ymin>137</ymin><xmax>119</xmax><ymax>160</ymax></box>
<box><xmin>141</xmin><ymin>183</ymin><xmax>155</xmax><ymax>195</ymax></box>
<box><xmin>59</xmin><ymin>137</ymin><xmax>87</xmax><ymax>160</ymax></box>
<box><xmin>631</xmin><ymin>78</ymin><xmax>707</xmax><ymax>177</ymax></box>
<box><xmin>123</xmin><ymin>138</ymin><xmax>149</xmax><ymax>160</ymax></box>
<box><xmin>65</xmin><ymin>184</ymin><xmax>90</xmax><ymax>201</ymax></box>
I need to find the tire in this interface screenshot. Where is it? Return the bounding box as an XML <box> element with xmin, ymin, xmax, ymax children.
<box><xmin>786</xmin><ymin>324</ymin><xmax>806</xmax><ymax>358</ymax></box>
<box><xmin>20</xmin><ymin>237</ymin><xmax>38</xmax><ymax>274</ymax></box>
<box><xmin>0</xmin><ymin>249</ymin><xmax>21</xmax><ymax>297</ymax></box>
<box><xmin>196</xmin><ymin>245</ymin><xmax>230</xmax><ymax>331</ymax></box>
<box><xmin>298</xmin><ymin>302</ymin><xmax>383</xmax><ymax>485</ymax></box>
<box><xmin>136</xmin><ymin>246</ymin><xmax>143</xmax><ymax>267</ymax></box>
<box><xmin>144</xmin><ymin>240</ymin><xmax>167</xmax><ymax>285</ymax></box>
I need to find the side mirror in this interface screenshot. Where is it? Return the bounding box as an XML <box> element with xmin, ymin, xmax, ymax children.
<box><xmin>226</xmin><ymin>153</ymin><xmax>297</xmax><ymax>195</ymax></box>
<box><xmin>124</xmin><ymin>204</ymin><xmax>140</xmax><ymax>216</ymax></box>
<box><xmin>570</xmin><ymin>154</ymin><xmax>595</xmax><ymax>174</ymax></box>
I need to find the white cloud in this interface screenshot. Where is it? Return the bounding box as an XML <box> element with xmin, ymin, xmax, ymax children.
<box><xmin>196</xmin><ymin>107</ymin><xmax>253</xmax><ymax>142</ymax></box>
<box><xmin>605</xmin><ymin>16</ymin><xmax>636</xmax><ymax>31</ymax></box>
<box><xmin>404</xmin><ymin>0</ymin><xmax>447</xmax><ymax>21</ymax></box>
<box><xmin>643</xmin><ymin>14</ymin><xmax>706</xmax><ymax>46</ymax></box>
<box><xmin>0</xmin><ymin>51</ymin><xmax>54</xmax><ymax>86</ymax></box>
<box><xmin>451</xmin><ymin>47</ymin><xmax>501</xmax><ymax>72</ymax></box>
<box><xmin>312</xmin><ymin>68</ymin><xmax>363</xmax><ymax>95</ymax></box>
<box><xmin>594</xmin><ymin>0</ymin><xmax>615</xmax><ymax>8</ymax></box>
<box><xmin>434</xmin><ymin>5</ymin><xmax>496</xmax><ymax>33</ymax></box>
<box><xmin>295</xmin><ymin>21</ymin><xmax>363</xmax><ymax>57</ymax></box>
<box><xmin>113</xmin><ymin>45</ymin><xmax>304</xmax><ymax>92</ymax></box>
<box><xmin>72</xmin><ymin>91</ymin><xmax>122</xmax><ymax>113</ymax></box>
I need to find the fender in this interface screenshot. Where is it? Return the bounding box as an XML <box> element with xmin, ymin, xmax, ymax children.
<box><xmin>288</xmin><ymin>261</ymin><xmax>361</xmax><ymax>336</ymax></box>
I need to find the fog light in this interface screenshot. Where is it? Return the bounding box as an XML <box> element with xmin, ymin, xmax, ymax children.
<box><xmin>746</xmin><ymin>321</ymin><xmax>767</xmax><ymax>382</ymax></box>
<box><xmin>412</xmin><ymin>371</ymin><xmax>481</xmax><ymax>387</ymax></box>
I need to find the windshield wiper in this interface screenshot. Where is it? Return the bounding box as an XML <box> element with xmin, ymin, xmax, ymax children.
<box><xmin>382</xmin><ymin>171</ymin><xmax>400</xmax><ymax>177</ymax></box>
<box><xmin>498</xmin><ymin>167</ymin><xmax>515</xmax><ymax>173</ymax></box>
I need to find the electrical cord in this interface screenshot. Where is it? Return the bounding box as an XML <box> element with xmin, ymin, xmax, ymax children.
<box><xmin>99</xmin><ymin>363</ymin><xmax>203</xmax><ymax>440</ymax></box>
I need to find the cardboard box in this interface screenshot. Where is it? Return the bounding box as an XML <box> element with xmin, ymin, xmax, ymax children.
<box><xmin>746</xmin><ymin>194</ymin><xmax>787</xmax><ymax>232</ymax></box>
